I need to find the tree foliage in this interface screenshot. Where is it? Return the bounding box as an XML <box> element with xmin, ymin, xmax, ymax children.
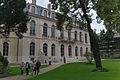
<box><xmin>93</xmin><ymin>0</ymin><xmax>120</xmax><ymax>33</ymax></box>
<box><xmin>0</xmin><ymin>0</ymin><xmax>30</xmax><ymax>38</ymax></box>
<box><xmin>50</xmin><ymin>0</ymin><xmax>102</xmax><ymax>70</ymax></box>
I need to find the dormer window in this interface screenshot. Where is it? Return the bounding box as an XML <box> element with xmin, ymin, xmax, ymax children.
<box><xmin>37</xmin><ymin>7</ymin><xmax>42</xmax><ymax>16</ymax></box>
<box><xmin>44</xmin><ymin>10</ymin><xmax>47</xmax><ymax>17</ymax></box>
<box><xmin>31</xmin><ymin>6</ymin><xmax>35</xmax><ymax>14</ymax></box>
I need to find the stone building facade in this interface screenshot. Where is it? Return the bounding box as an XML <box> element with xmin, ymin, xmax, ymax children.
<box><xmin>0</xmin><ymin>0</ymin><xmax>91</xmax><ymax>63</ymax></box>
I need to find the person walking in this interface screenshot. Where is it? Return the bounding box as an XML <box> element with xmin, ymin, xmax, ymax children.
<box><xmin>20</xmin><ymin>62</ymin><xmax>24</xmax><ymax>75</ymax></box>
<box><xmin>49</xmin><ymin>57</ymin><xmax>52</xmax><ymax>65</ymax></box>
<box><xmin>31</xmin><ymin>60</ymin><xmax>35</xmax><ymax>76</ymax></box>
<box><xmin>35</xmin><ymin>60</ymin><xmax>41</xmax><ymax>75</ymax></box>
<box><xmin>26</xmin><ymin>62</ymin><xmax>30</xmax><ymax>75</ymax></box>
<box><xmin>63</xmin><ymin>57</ymin><xmax>66</xmax><ymax>64</ymax></box>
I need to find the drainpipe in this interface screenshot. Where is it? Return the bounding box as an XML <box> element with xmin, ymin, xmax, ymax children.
<box><xmin>17</xmin><ymin>37</ymin><xmax>19</xmax><ymax>62</ymax></box>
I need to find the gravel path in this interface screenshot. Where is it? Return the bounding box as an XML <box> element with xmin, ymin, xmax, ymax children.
<box><xmin>0</xmin><ymin>64</ymin><xmax>62</xmax><ymax>80</ymax></box>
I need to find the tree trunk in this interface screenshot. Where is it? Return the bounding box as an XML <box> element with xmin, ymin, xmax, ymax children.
<box><xmin>79</xmin><ymin>0</ymin><xmax>102</xmax><ymax>70</ymax></box>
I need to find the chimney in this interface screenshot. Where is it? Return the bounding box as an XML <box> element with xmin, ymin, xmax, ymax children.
<box><xmin>32</xmin><ymin>0</ymin><xmax>36</xmax><ymax>5</ymax></box>
<box><xmin>48</xmin><ymin>4</ymin><xmax>51</xmax><ymax>10</ymax></box>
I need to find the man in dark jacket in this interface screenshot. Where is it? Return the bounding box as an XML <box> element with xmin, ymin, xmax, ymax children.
<box><xmin>35</xmin><ymin>60</ymin><xmax>41</xmax><ymax>75</ymax></box>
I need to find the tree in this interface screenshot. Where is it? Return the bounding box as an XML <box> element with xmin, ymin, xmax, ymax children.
<box><xmin>93</xmin><ymin>0</ymin><xmax>120</xmax><ymax>33</ymax></box>
<box><xmin>84</xmin><ymin>51</ymin><xmax>94</xmax><ymax>64</ymax></box>
<box><xmin>50</xmin><ymin>0</ymin><xmax>102</xmax><ymax>70</ymax></box>
<box><xmin>0</xmin><ymin>0</ymin><xmax>30</xmax><ymax>38</ymax></box>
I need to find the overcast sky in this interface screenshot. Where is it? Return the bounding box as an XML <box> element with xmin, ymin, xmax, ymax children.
<box><xmin>27</xmin><ymin>0</ymin><xmax>106</xmax><ymax>33</ymax></box>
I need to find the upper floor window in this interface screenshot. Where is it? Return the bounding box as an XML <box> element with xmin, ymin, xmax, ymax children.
<box><xmin>52</xmin><ymin>13</ymin><xmax>54</xmax><ymax>19</ymax></box>
<box><xmin>74</xmin><ymin>31</ymin><xmax>77</xmax><ymax>41</ymax></box>
<box><xmin>68</xmin><ymin>45</ymin><xmax>72</xmax><ymax>57</ymax></box>
<box><xmin>61</xmin><ymin>44</ymin><xmax>64</xmax><ymax>57</ymax></box>
<box><xmin>80</xmin><ymin>32</ymin><xmax>82</xmax><ymax>42</ymax></box>
<box><xmin>43</xmin><ymin>23</ymin><xmax>47</xmax><ymax>37</ymax></box>
<box><xmin>51</xmin><ymin>25</ymin><xmax>55</xmax><ymax>38</ymax></box>
<box><xmin>68</xmin><ymin>30</ymin><xmax>71</xmax><ymax>40</ymax></box>
<box><xmin>30</xmin><ymin>42</ymin><xmax>35</xmax><ymax>56</ymax></box>
<box><xmin>44</xmin><ymin>10</ymin><xmax>47</xmax><ymax>17</ymax></box>
<box><xmin>3</xmin><ymin>42</ymin><xmax>9</xmax><ymax>56</ymax></box>
<box><xmin>43</xmin><ymin>43</ymin><xmax>48</xmax><ymax>56</ymax></box>
<box><xmin>37</xmin><ymin>7</ymin><xmax>42</xmax><ymax>16</ymax></box>
<box><xmin>51</xmin><ymin>44</ymin><xmax>55</xmax><ymax>56</ymax></box>
<box><xmin>85</xmin><ymin>33</ymin><xmax>87</xmax><ymax>43</ymax></box>
<box><xmin>60</xmin><ymin>28</ymin><xmax>64</xmax><ymax>39</ymax></box>
<box><xmin>30</xmin><ymin>20</ymin><xmax>35</xmax><ymax>35</ymax></box>
<box><xmin>31</xmin><ymin>6</ymin><xmax>35</xmax><ymax>14</ymax></box>
<box><xmin>75</xmin><ymin>46</ymin><xmax>78</xmax><ymax>56</ymax></box>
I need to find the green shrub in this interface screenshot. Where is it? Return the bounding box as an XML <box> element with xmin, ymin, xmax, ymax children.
<box><xmin>0</xmin><ymin>52</ymin><xmax>8</xmax><ymax>67</ymax></box>
<box><xmin>84</xmin><ymin>51</ymin><xmax>94</xmax><ymax>64</ymax></box>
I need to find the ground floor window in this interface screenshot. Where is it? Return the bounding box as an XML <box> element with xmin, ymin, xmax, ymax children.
<box><xmin>51</xmin><ymin>44</ymin><xmax>55</xmax><ymax>56</ymax></box>
<box><xmin>3</xmin><ymin>42</ymin><xmax>9</xmax><ymax>56</ymax></box>
<box><xmin>68</xmin><ymin>45</ymin><xmax>72</xmax><ymax>57</ymax></box>
<box><xmin>80</xmin><ymin>47</ymin><xmax>83</xmax><ymax>57</ymax></box>
<box><xmin>43</xmin><ymin>43</ymin><xmax>48</xmax><ymax>56</ymax></box>
<box><xmin>75</xmin><ymin>46</ymin><xmax>78</xmax><ymax>56</ymax></box>
<box><xmin>61</xmin><ymin>44</ymin><xmax>64</xmax><ymax>57</ymax></box>
<box><xmin>30</xmin><ymin>42</ymin><xmax>35</xmax><ymax>56</ymax></box>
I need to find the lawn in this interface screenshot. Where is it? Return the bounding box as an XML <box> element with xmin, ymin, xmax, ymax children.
<box><xmin>26</xmin><ymin>59</ymin><xmax>120</xmax><ymax>80</ymax></box>
<box><xmin>9</xmin><ymin>65</ymin><xmax>49</xmax><ymax>75</ymax></box>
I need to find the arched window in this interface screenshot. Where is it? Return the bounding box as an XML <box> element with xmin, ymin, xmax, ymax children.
<box><xmin>80</xmin><ymin>32</ymin><xmax>82</xmax><ymax>42</ymax></box>
<box><xmin>30</xmin><ymin>42</ymin><xmax>35</xmax><ymax>56</ymax></box>
<box><xmin>80</xmin><ymin>47</ymin><xmax>83</xmax><ymax>57</ymax></box>
<box><xmin>44</xmin><ymin>10</ymin><xmax>47</xmax><ymax>17</ymax></box>
<box><xmin>68</xmin><ymin>45</ymin><xmax>72</xmax><ymax>57</ymax></box>
<box><xmin>68</xmin><ymin>30</ymin><xmax>71</xmax><ymax>40</ymax></box>
<box><xmin>3</xmin><ymin>42</ymin><xmax>9</xmax><ymax>56</ymax></box>
<box><xmin>61</xmin><ymin>44</ymin><xmax>64</xmax><ymax>57</ymax></box>
<box><xmin>85</xmin><ymin>33</ymin><xmax>87</xmax><ymax>43</ymax></box>
<box><xmin>52</xmin><ymin>13</ymin><xmax>54</xmax><ymax>19</ymax></box>
<box><xmin>43</xmin><ymin>23</ymin><xmax>47</xmax><ymax>37</ymax></box>
<box><xmin>75</xmin><ymin>46</ymin><xmax>78</xmax><ymax>56</ymax></box>
<box><xmin>60</xmin><ymin>28</ymin><xmax>64</xmax><ymax>39</ymax></box>
<box><xmin>51</xmin><ymin>25</ymin><xmax>55</xmax><ymax>38</ymax></box>
<box><xmin>31</xmin><ymin>6</ymin><xmax>35</xmax><ymax>14</ymax></box>
<box><xmin>74</xmin><ymin>31</ymin><xmax>77</xmax><ymax>41</ymax></box>
<box><xmin>43</xmin><ymin>43</ymin><xmax>48</xmax><ymax>56</ymax></box>
<box><xmin>51</xmin><ymin>44</ymin><xmax>55</xmax><ymax>56</ymax></box>
<box><xmin>30</xmin><ymin>20</ymin><xmax>35</xmax><ymax>35</ymax></box>
<box><xmin>37</xmin><ymin>7</ymin><xmax>42</xmax><ymax>15</ymax></box>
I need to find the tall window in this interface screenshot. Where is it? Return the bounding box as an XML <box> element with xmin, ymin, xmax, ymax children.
<box><xmin>51</xmin><ymin>25</ymin><xmax>55</xmax><ymax>38</ymax></box>
<box><xmin>60</xmin><ymin>28</ymin><xmax>64</xmax><ymax>39</ymax></box>
<box><xmin>85</xmin><ymin>33</ymin><xmax>87</xmax><ymax>43</ymax></box>
<box><xmin>44</xmin><ymin>10</ymin><xmax>47</xmax><ymax>17</ymax></box>
<box><xmin>74</xmin><ymin>31</ymin><xmax>77</xmax><ymax>41</ymax></box>
<box><xmin>37</xmin><ymin>7</ymin><xmax>42</xmax><ymax>15</ymax></box>
<box><xmin>51</xmin><ymin>44</ymin><xmax>55</xmax><ymax>56</ymax></box>
<box><xmin>3</xmin><ymin>42</ymin><xmax>9</xmax><ymax>56</ymax></box>
<box><xmin>61</xmin><ymin>44</ymin><xmax>64</xmax><ymax>57</ymax></box>
<box><xmin>80</xmin><ymin>32</ymin><xmax>82</xmax><ymax>42</ymax></box>
<box><xmin>30</xmin><ymin>42</ymin><xmax>35</xmax><ymax>56</ymax></box>
<box><xmin>31</xmin><ymin>6</ymin><xmax>35</xmax><ymax>14</ymax></box>
<box><xmin>80</xmin><ymin>47</ymin><xmax>83</xmax><ymax>57</ymax></box>
<box><xmin>68</xmin><ymin>30</ymin><xmax>71</xmax><ymax>40</ymax></box>
<box><xmin>43</xmin><ymin>43</ymin><xmax>48</xmax><ymax>56</ymax></box>
<box><xmin>75</xmin><ymin>46</ymin><xmax>78</xmax><ymax>56</ymax></box>
<box><xmin>43</xmin><ymin>23</ymin><xmax>47</xmax><ymax>37</ymax></box>
<box><xmin>30</xmin><ymin>20</ymin><xmax>35</xmax><ymax>35</ymax></box>
<box><xmin>52</xmin><ymin>13</ymin><xmax>54</xmax><ymax>19</ymax></box>
<box><xmin>68</xmin><ymin>45</ymin><xmax>72</xmax><ymax>57</ymax></box>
